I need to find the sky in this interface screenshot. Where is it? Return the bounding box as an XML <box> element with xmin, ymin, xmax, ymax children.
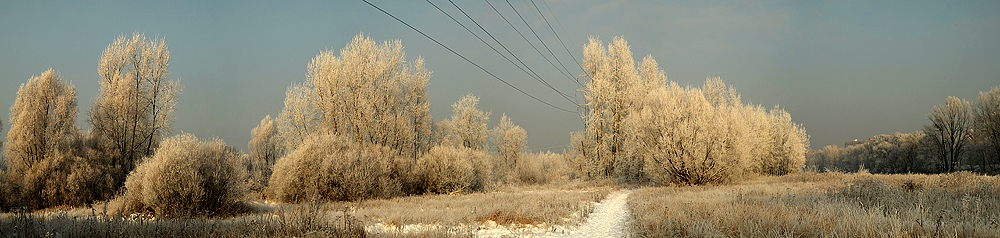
<box><xmin>1</xmin><ymin>0</ymin><xmax>998</xmax><ymax>152</ymax></box>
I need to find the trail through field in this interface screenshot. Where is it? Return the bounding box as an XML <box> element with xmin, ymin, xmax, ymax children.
<box><xmin>476</xmin><ymin>189</ymin><xmax>632</xmax><ymax>238</ymax></box>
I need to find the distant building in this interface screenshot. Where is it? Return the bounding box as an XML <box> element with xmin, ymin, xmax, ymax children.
<box><xmin>844</xmin><ymin>138</ymin><xmax>872</xmax><ymax>147</ymax></box>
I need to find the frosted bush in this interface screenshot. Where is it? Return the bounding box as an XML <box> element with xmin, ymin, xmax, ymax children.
<box><xmin>415</xmin><ymin>145</ymin><xmax>492</xmax><ymax>194</ymax></box>
<box><xmin>123</xmin><ymin>134</ymin><xmax>247</xmax><ymax>217</ymax></box>
<box><xmin>268</xmin><ymin>134</ymin><xmax>401</xmax><ymax>203</ymax></box>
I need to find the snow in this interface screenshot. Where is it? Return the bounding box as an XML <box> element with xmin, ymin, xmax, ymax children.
<box><xmin>366</xmin><ymin>189</ymin><xmax>633</xmax><ymax>238</ymax></box>
<box><xmin>476</xmin><ymin>189</ymin><xmax>633</xmax><ymax>238</ymax></box>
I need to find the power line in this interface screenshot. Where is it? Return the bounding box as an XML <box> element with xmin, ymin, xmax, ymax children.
<box><xmin>485</xmin><ymin>0</ymin><xmax>581</xmax><ymax>87</ymax></box>
<box><xmin>540</xmin><ymin>0</ymin><xmax>582</xmax><ymax>70</ymax></box>
<box><xmin>506</xmin><ymin>0</ymin><xmax>578</xmax><ymax>86</ymax></box>
<box><xmin>361</xmin><ymin>0</ymin><xmax>576</xmax><ymax>113</ymax></box>
<box><xmin>529</xmin><ymin>0</ymin><xmax>584</xmax><ymax>72</ymax></box>
<box><xmin>445</xmin><ymin>0</ymin><xmax>577</xmax><ymax>104</ymax></box>
<box><xmin>427</xmin><ymin>0</ymin><xmax>576</xmax><ymax>104</ymax></box>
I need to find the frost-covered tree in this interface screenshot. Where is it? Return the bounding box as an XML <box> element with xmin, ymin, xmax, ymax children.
<box><xmin>276</xmin><ymin>83</ymin><xmax>320</xmax><ymax>152</ymax></box>
<box><xmin>628</xmin><ymin>83</ymin><xmax>737</xmax><ymax>185</ymax></box>
<box><xmin>760</xmin><ymin>106</ymin><xmax>809</xmax><ymax>175</ymax></box>
<box><xmin>6</xmin><ymin>69</ymin><xmax>78</xmax><ymax>175</ymax></box>
<box><xmin>248</xmin><ymin>115</ymin><xmax>280</xmax><ymax>191</ymax></box>
<box><xmin>975</xmin><ymin>86</ymin><xmax>1000</xmax><ymax>172</ymax></box>
<box><xmin>446</xmin><ymin>93</ymin><xmax>490</xmax><ymax>151</ymax></box>
<box><xmin>277</xmin><ymin>33</ymin><xmax>432</xmax><ymax>160</ymax></box>
<box><xmin>4</xmin><ymin>69</ymin><xmax>111</xmax><ymax>208</ymax></box>
<box><xmin>491</xmin><ymin>114</ymin><xmax>527</xmax><ymax>175</ymax></box>
<box><xmin>578</xmin><ymin>37</ymin><xmax>662</xmax><ymax>181</ymax></box>
<box><xmin>925</xmin><ymin>96</ymin><xmax>973</xmax><ymax>172</ymax></box>
<box><xmin>88</xmin><ymin>33</ymin><xmax>181</xmax><ymax>189</ymax></box>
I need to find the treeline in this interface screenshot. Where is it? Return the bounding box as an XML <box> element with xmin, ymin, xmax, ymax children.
<box><xmin>571</xmin><ymin>37</ymin><xmax>810</xmax><ymax>185</ymax></box>
<box><xmin>0</xmin><ymin>33</ymin><xmax>813</xmax><ymax>216</ymax></box>
<box><xmin>807</xmin><ymin>88</ymin><xmax>1000</xmax><ymax>174</ymax></box>
<box><xmin>0</xmin><ymin>33</ymin><xmax>574</xmax><ymax>215</ymax></box>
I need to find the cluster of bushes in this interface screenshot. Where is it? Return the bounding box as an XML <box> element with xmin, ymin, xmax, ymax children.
<box><xmin>0</xmin><ymin>32</ymin><xmax>585</xmax><ymax>216</ymax></box>
<box><xmin>574</xmin><ymin>37</ymin><xmax>810</xmax><ymax>185</ymax></box>
<box><xmin>807</xmin><ymin>87</ymin><xmax>1000</xmax><ymax>175</ymax></box>
<box><xmin>0</xmin><ymin>32</ymin><xmax>819</xmax><ymax>218</ymax></box>
<box><xmin>0</xmin><ymin>33</ymin><xmax>196</xmax><ymax>214</ymax></box>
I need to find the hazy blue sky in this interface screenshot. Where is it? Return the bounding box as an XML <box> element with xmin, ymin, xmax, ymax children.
<box><xmin>2</xmin><ymin>0</ymin><xmax>998</xmax><ymax>152</ymax></box>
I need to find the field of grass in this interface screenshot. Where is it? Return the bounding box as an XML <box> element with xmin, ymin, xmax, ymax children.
<box><xmin>7</xmin><ymin>172</ymin><xmax>997</xmax><ymax>237</ymax></box>
<box><xmin>0</xmin><ymin>181</ymin><xmax>612</xmax><ymax>237</ymax></box>
<box><xmin>627</xmin><ymin>172</ymin><xmax>1000</xmax><ymax>237</ymax></box>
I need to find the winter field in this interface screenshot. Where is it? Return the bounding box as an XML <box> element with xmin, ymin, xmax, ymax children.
<box><xmin>1</xmin><ymin>30</ymin><xmax>998</xmax><ymax>238</ymax></box>
<box><xmin>3</xmin><ymin>172</ymin><xmax>998</xmax><ymax>237</ymax></box>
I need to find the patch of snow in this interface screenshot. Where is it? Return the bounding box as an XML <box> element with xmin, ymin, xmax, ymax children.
<box><xmin>366</xmin><ymin>190</ymin><xmax>633</xmax><ymax>238</ymax></box>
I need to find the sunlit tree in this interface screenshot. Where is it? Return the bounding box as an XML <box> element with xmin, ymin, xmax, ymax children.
<box><xmin>446</xmin><ymin>93</ymin><xmax>490</xmax><ymax>151</ymax></box>
<box><xmin>276</xmin><ymin>83</ymin><xmax>320</xmax><ymax>152</ymax></box>
<box><xmin>6</xmin><ymin>69</ymin><xmax>78</xmax><ymax>180</ymax></box>
<box><xmin>248</xmin><ymin>115</ymin><xmax>280</xmax><ymax>191</ymax></box>
<box><xmin>491</xmin><ymin>114</ymin><xmax>527</xmax><ymax>174</ymax></box>
<box><xmin>975</xmin><ymin>86</ymin><xmax>1000</xmax><ymax>172</ymax></box>
<box><xmin>88</xmin><ymin>33</ymin><xmax>181</xmax><ymax>188</ymax></box>
<box><xmin>924</xmin><ymin>96</ymin><xmax>973</xmax><ymax>172</ymax></box>
<box><xmin>578</xmin><ymin>37</ymin><xmax>661</xmax><ymax>181</ymax></box>
<box><xmin>278</xmin><ymin>33</ymin><xmax>432</xmax><ymax>160</ymax></box>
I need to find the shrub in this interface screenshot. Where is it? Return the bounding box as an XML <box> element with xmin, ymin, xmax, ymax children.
<box><xmin>415</xmin><ymin>145</ymin><xmax>492</xmax><ymax>194</ymax></box>
<box><xmin>123</xmin><ymin>134</ymin><xmax>247</xmax><ymax>217</ymax></box>
<box><xmin>515</xmin><ymin>152</ymin><xmax>571</xmax><ymax>184</ymax></box>
<box><xmin>268</xmin><ymin>134</ymin><xmax>401</xmax><ymax>203</ymax></box>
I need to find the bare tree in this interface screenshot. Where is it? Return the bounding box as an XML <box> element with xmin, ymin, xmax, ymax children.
<box><xmin>924</xmin><ymin>96</ymin><xmax>973</xmax><ymax>172</ymax></box>
<box><xmin>491</xmin><ymin>114</ymin><xmax>527</xmax><ymax>176</ymax></box>
<box><xmin>248</xmin><ymin>115</ymin><xmax>280</xmax><ymax>191</ymax></box>
<box><xmin>975</xmin><ymin>86</ymin><xmax>1000</xmax><ymax>172</ymax></box>
<box><xmin>88</xmin><ymin>33</ymin><xmax>181</xmax><ymax>188</ymax></box>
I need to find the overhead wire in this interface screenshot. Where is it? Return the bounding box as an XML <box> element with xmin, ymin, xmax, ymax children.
<box><xmin>485</xmin><ymin>0</ymin><xmax>580</xmax><ymax>87</ymax></box>
<box><xmin>529</xmin><ymin>0</ymin><xmax>584</xmax><ymax>72</ymax></box>
<box><xmin>540</xmin><ymin>0</ymin><xmax>582</xmax><ymax>70</ymax></box>
<box><xmin>506</xmin><ymin>0</ymin><xmax>578</xmax><ymax>86</ymax></box>
<box><xmin>428</xmin><ymin>0</ymin><xmax>577</xmax><ymax>105</ymax></box>
<box><xmin>360</xmin><ymin>0</ymin><xmax>576</xmax><ymax>113</ymax></box>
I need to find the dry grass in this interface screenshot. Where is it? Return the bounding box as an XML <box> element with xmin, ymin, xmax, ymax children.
<box><xmin>627</xmin><ymin>172</ymin><xmax>1000</xmax><ymax>237</ymax></box>
<box><xmin>0</xmin><ymin>181</ymin><xmax>613</xmax><ymax>237</ymax></box>
<box><xmin>353</xmin><ymin>181</ymin><xmax>612</xmax><ymax>228</ymax></box>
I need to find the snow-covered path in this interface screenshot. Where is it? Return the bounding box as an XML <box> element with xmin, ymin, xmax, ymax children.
<box><xmin>538</xmin><ymin>189</ymin><xmax>632</xmax><ymax>238</ymax></box>
<box><xmin>475</xmin><ymin>189</ymin><xmax>632</xmax><ymax>238</ymax></box>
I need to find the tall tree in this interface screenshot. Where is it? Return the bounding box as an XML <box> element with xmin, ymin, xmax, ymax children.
<box><xmin>491</xmin><ymin>114</ymin><xmax>527</xmax><ymax>172</ymax></box>
<box><xmin>6</xmin><ymin>69</ymin><xmax>78</xmax><ymax>176</ymax></box>
<box><xmin>579</xmin><ymin>37</ymin><xmax>660</xmax><ymax>180</ymax></box>
<box><xmin>279</xmin><ymin>33</ymin><xmax>432</xmax><ymax>159</ymax></box>
<box><xmin>248</xmin><ymin>115</ymin><xmax>280</xmax><ymax>191</ymax></box>
<box><xmin>88</xmin><ymin>33</ymin><xmax>181</xmax><ymax>189</ymax></box>
<box><xmin>276</xmin><ymin>83</ymin><xmax>320</xmax><ymax>152</ymax></box>
<box><xmin>975</xmin><ymin>86</ymin><xmax>1000</xmax><ymax>172</ymax></box>
<box><xmin>924</xmin><ymin>96</ymin><xmax>973</xmax><ymax>172</ymax></box>
<box><xmin>447</xmin><ymin>94</ymin><xmax>490</xmax><ymax>151</ymax></box>
<box><xmin>5</xmin><ymin>69</ymin><xmax>80</xmax><ymax>207</ymax></box>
